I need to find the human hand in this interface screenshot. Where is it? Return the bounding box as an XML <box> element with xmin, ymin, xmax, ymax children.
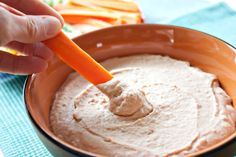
<box><xmin>0</xmin><ymin>0</ymin><xmax>64</xmax><ymax>74</ymax></box>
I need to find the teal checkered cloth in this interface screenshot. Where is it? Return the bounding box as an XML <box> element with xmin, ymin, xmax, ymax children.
<box><xmin>0</xmin><ymin>74</ymin><xmax>52</xmax><ymax>157</ymax></box>
<box><xmin>1</xmin><ymin>1</ymin><xmax>236</xmax><ymax>157</ymax></box>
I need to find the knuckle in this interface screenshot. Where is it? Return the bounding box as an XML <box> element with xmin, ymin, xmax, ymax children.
<box><xmin>23</xmin><ymin>43</ymin><xmax>36</xmax><ymax>56</ymax></box>
<box><xmin>32</xmin><ymin>43</ymin><xmax>41</xmax><ymax>57</ymax></box>
<box><xmin>25</xmin><ymin>16</ymin><xmax>40</xmax><ymax>41</ymax></box>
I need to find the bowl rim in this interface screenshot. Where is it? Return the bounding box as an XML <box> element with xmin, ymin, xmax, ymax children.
<box><xmin>23</xmin><ymin>23</ymin><xmax>236</xmax><ymax>157</ymax></box>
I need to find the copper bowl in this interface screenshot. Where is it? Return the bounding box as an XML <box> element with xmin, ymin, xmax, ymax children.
<box><xmin>24</xmin><ymin>24</ymin><xmax>236</xmax><ymax>157</ymax></box>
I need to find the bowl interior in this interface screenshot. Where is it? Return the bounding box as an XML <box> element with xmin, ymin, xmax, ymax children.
<box><xmin>24</xmin><ymin>24</ymin><xmax>236</xmax><ymax>156</ymax></box>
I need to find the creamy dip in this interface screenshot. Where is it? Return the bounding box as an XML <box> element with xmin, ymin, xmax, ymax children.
<box><xmin>50</xmin><ymin>55</ymin><xmax>236</xmax><ymax>157</ymax></box>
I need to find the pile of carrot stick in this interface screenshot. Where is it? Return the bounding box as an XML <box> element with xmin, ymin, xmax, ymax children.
<box><xmin>50</xmin><ymin>0</ymin><xmax>144</xmax><ymax>37</ymax></box>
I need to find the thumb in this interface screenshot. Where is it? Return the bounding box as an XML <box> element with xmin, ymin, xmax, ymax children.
<box><xmin>11</xmin><ymin>14</ymin><xmax>62</xmax><ymax>43</ymax></box>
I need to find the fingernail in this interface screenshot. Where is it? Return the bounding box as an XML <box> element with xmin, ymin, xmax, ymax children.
<box><xmin>44</xmin><ymin>16</ymin><xmax>61</xmax><ymax>37</ymax></box>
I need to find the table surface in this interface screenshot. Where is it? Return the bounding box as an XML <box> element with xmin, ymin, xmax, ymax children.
<box><xmin>1</xmin><ymin>0</ymin><xmax>236</xmax><ymax>157</ymax></box>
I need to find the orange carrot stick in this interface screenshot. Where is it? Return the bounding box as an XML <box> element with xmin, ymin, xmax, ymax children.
<box><xmin>72</xmin><ymin>18</ymin><xmax>112</xmax><ymax>27</ymax></box>
<box><xmin>44</xmin><ymin>31</ymin><xmax>113</xmax><ymax>85</ymax></box>
<box><xmin>53</xmin><ymin>3</ymin><xmax>100</xmax><ymax>11</ymax></box>
<box><xmin>70</xmin><ymin>0</ymin><xmax>139</xmax><ymax>12</ymax></box>
<box><xmin>53</xmin><ymin>3</ymin><xmax>82</xmax><ymax>11</ymax></box>
<box><xmin>60</xmin><ymin>10</ymin><xmax>119</xmax><ymax>23</ymax></box>
<box><xmin>68</xmin><ymin>0</ymin><xmax>104</xmax><ymax>11</ymax></box>
<box><xmin>61</xmin><ymin>14</ymin><xmax>117</xmax><ymax>24</ymax></box>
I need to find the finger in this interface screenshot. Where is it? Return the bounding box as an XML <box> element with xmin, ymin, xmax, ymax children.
<box><xmin>0</xmin><ymin>0</ymin><xmax>64</xmax><ymax>26</ymax></box>
<box><xmin>0</xmin><ymin>50</ymin><xmax>48</xmax><ymax>74</ymax></box>
<box><xmin>6</xmin><ymin>41</ymin><xmax>53</xmax><ymax>60</ymax></box>
<box><xmin>0</xmin><ymin>2</ymin><xmax>23</xmax><ymax>16</ymax></box>
<box><xmin>0</xmin><ymin>7</ymin><xmax>61</xmax><ymax>45</ymax></box>
<box><xmin>9</xmin><ymin>14</ymin><xmax>61</xmax><ymax>43</ymax></box>
<box><xmin>0</xmin><ymin>8</ymin><xmax>15</xmax><ymax>46</ymax></box>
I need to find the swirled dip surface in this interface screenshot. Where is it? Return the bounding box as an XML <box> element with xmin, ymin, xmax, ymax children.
<box><xmin>50</xmin><ymin>55</ymin><xmax>236</xmax><ymax>157</ymax></box>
